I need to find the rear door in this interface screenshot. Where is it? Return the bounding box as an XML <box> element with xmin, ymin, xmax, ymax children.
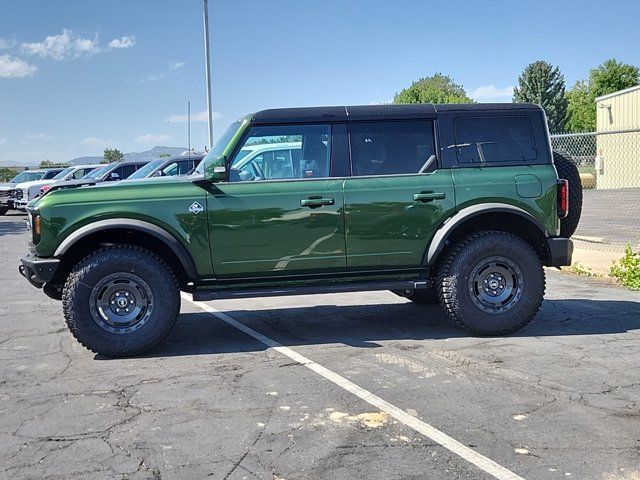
<box><xmin>207</xmin><ymin>123</ymin><xmax>346</xmax><ymax>278</ymax></box>
<box><xmin>343</xmin><ymin>120</ymin><xmax>456</xmax><ymax>270</ymax></box>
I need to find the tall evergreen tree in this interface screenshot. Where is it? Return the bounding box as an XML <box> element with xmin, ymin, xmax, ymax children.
<box><xmin>513</xmin><ymin>61</ymin><xmax>567</xmax><ymax>132</ymax></box>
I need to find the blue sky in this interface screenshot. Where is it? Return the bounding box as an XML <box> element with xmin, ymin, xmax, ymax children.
<box><xmin>1</xmin><ymin>0</ymin><xmax>639</xmax><ymax>165</ymax></box>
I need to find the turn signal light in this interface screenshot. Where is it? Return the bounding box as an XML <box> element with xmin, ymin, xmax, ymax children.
<box><xmin>34</xmin><ymin>215</ymin><xmax>41</xmax><ymax>235</ymax></box>
<box><xmin>557</xmin><ymin>179</ymin><xmax>569</xmax><ymax>219</ymax></box>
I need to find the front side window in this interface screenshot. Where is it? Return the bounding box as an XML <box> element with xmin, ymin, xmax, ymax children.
<box><xmin>52</xmin><ymin>167</ymin><xmax>74</xmax><ymax>180</ymax></box>
<box><xmin>453</xmin><ymin>116</ymin><xmax>537</xmax><ymax>164</ymax></box>
<box><xmin>83</xmin><ymin>165</ymin><xmax>110</xmax><ymax>180</ymax></box>
<box><xmin>229</xmin><ymin>124</ymin><xmax>328</xmax><ymax>182</ymax></box>
<box><xmin>349</xmin><ymin>121</ymin><xmax>436</xmax><ymax>176</ymax></box>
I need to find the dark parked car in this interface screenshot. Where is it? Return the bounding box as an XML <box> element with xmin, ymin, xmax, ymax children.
<box><xmin>42</xmin><ymin>160</ymin><xmax>150</xmax><ymax>196</ymax></box>
<box><xmin>124</xmin><ymin>155</ymin><xmax>204</xmax><ymax>181</ymax></box>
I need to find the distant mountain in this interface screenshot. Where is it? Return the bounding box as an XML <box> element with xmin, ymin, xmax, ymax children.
<box><xmin>70</xmin><ymin>146</ymin><xmax>192</xmax><ymax>165</ymax></box>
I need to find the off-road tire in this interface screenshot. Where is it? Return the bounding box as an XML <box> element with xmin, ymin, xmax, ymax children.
<box><xmin>436</xmin><ymin>231</ymin><xmax>545</xmax><ymax>336</ymax></box>
<box><xmin>392</xmin><ymin>287</ymin><xmax>440</xmax><ymax>305</ymax></box>
<box><xmin>553</xmin><ymin>150</ymin><xmax>582</xmax><ymax>238</ymax></box>
<box><xmin>62</xmin><ymin>245</ymin><xmax>180</xmax><ymax>357</ymax></box>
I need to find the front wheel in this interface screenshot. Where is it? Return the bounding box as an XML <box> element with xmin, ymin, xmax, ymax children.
<box><xmin>436</xmin><ymin>231</ymin><xmax>545</xmax><ymax>336</ymax></box>
<box><xmin>62</xmin><ymin>246</ymin><xmax>180</xmax><ymax>357</ymax></box>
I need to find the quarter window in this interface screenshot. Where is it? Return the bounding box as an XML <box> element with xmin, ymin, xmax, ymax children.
<box><xmin>453</xmin><ymin>116</ymin><xmax>537</xmax><ymax>164</ymax></box>
<box><xmin>349</xmin><ymin>121</ymin><xmax>436</xmax><ymax>176</ymax></box>
<box><xmin>229</xmin><ymin>124</ymin><xmax>329</xmax><ymax>181</ymax></box>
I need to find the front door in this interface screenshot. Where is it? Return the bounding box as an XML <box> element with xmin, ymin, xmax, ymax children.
<box><xmin>344</xmin><ymin>120</ymin><xmax>456</xmax><ymax>270</ymax></box>
<box><xmin>207</xmin><ymin>123</ymin><xmax>346</xmax><ymax>278</ymax></box>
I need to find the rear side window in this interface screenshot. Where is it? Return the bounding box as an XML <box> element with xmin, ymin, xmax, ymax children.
<box><xmin>349</xmin><ymin>121</ymin><xmax>435</xmax><ymax>176</ymax></box>
<box><xmin>453</xmin><ymin>116</ymin><xmax>536</xmax><ymax>164</ymax></box>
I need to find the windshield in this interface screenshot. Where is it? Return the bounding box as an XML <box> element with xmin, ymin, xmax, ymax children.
<box><xmin>127</xmin><ymin>158</ymin><xmax>165</xmax><ymax>179</ymax></box>
<box><xmin>82</xmin><ymin>165</ymin><xmax>111</xmax><ymax>180</ymax></box>
<box><xmin>52</xmin><ymin>167</ymin><xmax>74</xmax><ymax>180</ymax></box>
<box><xmin>196</xmin><ymin>120</ymin><xmax>244</xmax><ymax>174</ymax></box>
<box><xmin>11</xmin><ymin>171</ymin><xmax>45</xmax><ymax>183</ymax></box>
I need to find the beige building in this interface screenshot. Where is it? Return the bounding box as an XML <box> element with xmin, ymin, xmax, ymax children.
<box><xmin>595</xmin><ymin>84</ymin><xmax>640</xmax><ymax>189</ymax></box>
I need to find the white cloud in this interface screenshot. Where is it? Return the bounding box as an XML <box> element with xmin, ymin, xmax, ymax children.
<box><xmin>25</xmin><ymin>133</ymin><xmax>54</xmax><ymax>140</ymax></box>
<box><xmin>0</xmin><ymin>38</ymin><xmax>16</xmax><ymax>50</ymax></box>
<box><xmin>135</xmin><ymin>134</ymin><xmax>173</xmax><ymax>144</ymax></box>
<box><xmin>470</xmin><ymin>85</ymin><xmax>514</xmax><ymax>102</ymax></box>
<box><xmin>108</xmin><ymin>36</ymin><xmax>135</xmax><ymax>49</ymax></box>
<box><xmin>169</xmin><ymin>60</ymin><xmax>185</xmax><ymax>70</ymax></box>
<box><xmin>0</xmin><ymin>54</ymin><xmax>37</xmax><ymax>78</ymax></box>
<box><xmin>81</xmin><ymin>137</ymin><xmax>120</xmax><ymax>148</ymax></box>
<box><xmin>166</xmin><ymin>110</ymin><xmax>222</xmax><ymax>123</ymax></box>
<box><xmin>21</xmin><ymin>29</ymin><xmax>100</xmax><ymax>60</ymax></box>
<box><xmin>140</xmin><ymin>73</ymin><xmax>167</xmax><ymax>83</ymax></box>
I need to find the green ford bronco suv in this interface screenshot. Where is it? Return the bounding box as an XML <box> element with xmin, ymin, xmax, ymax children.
<box><xmin>20</xmin><ymin>103</ymin><xmax>580</xmax><ymax>357</ymax></box>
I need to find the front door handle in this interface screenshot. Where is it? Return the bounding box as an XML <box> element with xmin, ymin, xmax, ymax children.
<box><xmin>413</xmin><ymin>192</ymin><xmax>446</xmax><ymax>203</ymax></box>
<box><xmin>300</xmin><ymin>197</ymin><xmax>335</xmax><ymax>208</ymax></box>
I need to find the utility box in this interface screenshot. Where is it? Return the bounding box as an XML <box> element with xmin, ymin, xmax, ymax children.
<box><xmin>596</xmin><ymin>85</ymin><xmax>640</xmax><ymax>189</ymax></box>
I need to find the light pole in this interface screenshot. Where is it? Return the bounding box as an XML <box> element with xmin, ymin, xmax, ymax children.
<box><xmin>202</xmin><ymin>0</ymin><xmax>213</xmax><ymax>150</ymax></box>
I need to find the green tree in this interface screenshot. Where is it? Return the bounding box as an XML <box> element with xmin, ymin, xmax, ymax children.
<box><xmin>102</xmin><ymin>148</ymin><xmax>124</xmax><ymax>164</ymax></box>
<box><xmin>393</xmin><ymin>73</ymin><xmax>474</xmax><ymax>104</ymax></box>
<box><xmin>565</xmin><ymin>81</ymin><xmax>595</xmax><ymax>132</ymax></box>
<box><xmin>513</xmin><ymin>61</ymin><xmax>567</xmax><ymax>132</ymax></box>
<box><xmin>565</xmin><ymin>58</ymin><xmax>639</xmax><ymax>132</ymax></box>
<box><xmin>158</xmin><ymin>153</ymin><xmax>171</xmax><ymax>158</ymax></box>
<box><xmin>39</xmin><ymin>159</ymin><xmax>70</xmax><ymax>168</ymax></box>
<box><xmin>0</xmin><ymin>167</ymin><xmax>17</xmax><ymax>182</ymax></box>
<box><xmin>590</xmin><ymin>58</ymin><xmax>639</xmax><ymax>98</ymax></box>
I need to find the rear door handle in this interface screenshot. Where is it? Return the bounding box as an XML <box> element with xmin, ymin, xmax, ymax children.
<box><xmin>413</xmin><ymin>192</ymin><xmax>446</xmax><ymax>203</ymax></box>
<box><xmin>300</xmin><ymin>197</ymin><xmax>335</xmax><ymax>208</ymax></box>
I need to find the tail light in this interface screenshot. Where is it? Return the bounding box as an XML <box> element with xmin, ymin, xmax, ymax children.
<box><xmin>557</xmin><ymin>179</ymin><xmax>569</xmax><ymax>219</ymax></box>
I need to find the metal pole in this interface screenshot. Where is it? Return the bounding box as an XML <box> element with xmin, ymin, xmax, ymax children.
<box><xmin>203</xmin><ymin>0</ymin><xmax>213</xmax><ymax>149</ymax></box>
<box><xmin>188</xmin><ymin>101</ymin><xmax>191</xmax><ymax>158</ymax></box>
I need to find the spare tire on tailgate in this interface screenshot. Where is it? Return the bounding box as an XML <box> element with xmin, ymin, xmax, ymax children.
<box><xmin>553</xmin><ymin>150</ymin><xmax>583</xmax><ymax>238</ymax></box>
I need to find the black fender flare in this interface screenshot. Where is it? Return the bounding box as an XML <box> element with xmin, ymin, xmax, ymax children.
<box><xmin>54</xmin><ymin>219</ymin><xmax>198</xmax><ymax>279</ymax></box>
<box><xmin>425</xmin><ymin>203</ymin><xmax>550</xmax><ymax>265</ymax></box>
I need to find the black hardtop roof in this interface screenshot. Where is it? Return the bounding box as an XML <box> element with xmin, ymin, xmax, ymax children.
<box><xmin>253</xmin><ymin>103</ymin><xmax>541</xmax><ymax>124</ymax></box>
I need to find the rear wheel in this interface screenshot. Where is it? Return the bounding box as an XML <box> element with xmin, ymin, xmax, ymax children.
<box><xmin>62</xmin><ymin>245</ymin><xmax>180</xmax><ymax>357</ymax></box>
<box><xmin>436</xmin><ymin>231</ymin><xmax>545</xmax><ymax>335</ymax></box>
<box><xmin>553</xmin><ymin>150</ymin><xmax>583</xmax><ymax>237</ymax></box>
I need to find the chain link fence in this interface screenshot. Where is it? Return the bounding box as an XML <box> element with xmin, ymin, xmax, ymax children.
<box><xmin>550</xmin><ymin>129</ymin><xmax>640</xmax><ymax>252</ymax></box>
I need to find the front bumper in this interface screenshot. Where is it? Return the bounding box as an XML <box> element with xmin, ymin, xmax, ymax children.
<box><xmin>13</xmin><ymin>200</ymin><xmax>28</xmax><ymax>211</ymax></box>
<box><xmin>19</xmin><ymin>252</ymin><xmax>60</xmax><ymax>288</ymax></box>
<box><xmin>546</xmin><ymin>237</ymin><xmax>573</xmax><ymax>267</ymax></box>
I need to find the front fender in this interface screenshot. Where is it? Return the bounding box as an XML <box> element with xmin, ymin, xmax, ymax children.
<box><xmin>53</xmin><ymin>218</ymin><xmax>198</xmax><ymax>279</ymax></box>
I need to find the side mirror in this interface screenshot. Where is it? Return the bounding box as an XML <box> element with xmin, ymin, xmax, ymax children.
<box><xmin>109</xmin><ymin>172</ymin><xmax>120</xmax><ymax>181</ymax></box>
<box><xmin>204</xmin><ymin>155</ymin><xmax>228</xmax><ymax>182</ymax></box>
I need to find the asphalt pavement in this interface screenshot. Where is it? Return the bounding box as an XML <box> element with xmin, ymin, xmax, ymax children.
<box><xmin>1</xmin><ymin>212</ymin><xmax>640</xmax><ymax>480</ymax></box>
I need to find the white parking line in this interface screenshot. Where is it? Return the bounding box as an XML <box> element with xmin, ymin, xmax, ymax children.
<box><xmin>182</xmin><ymin>293</ymin><xmax>526</xmax><ymax>480</ymax></box>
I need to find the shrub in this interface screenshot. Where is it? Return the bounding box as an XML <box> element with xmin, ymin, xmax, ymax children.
<box><xmin>610</xmin><ymin>244</ymin><xmax>640</xmax><ymax>290</ymax></box>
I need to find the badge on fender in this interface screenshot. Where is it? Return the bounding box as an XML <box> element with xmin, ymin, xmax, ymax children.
<box><xmin>189</xmin><ymin>201</ymin><xmax>204</xmax><ymax>214</ymax></box>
